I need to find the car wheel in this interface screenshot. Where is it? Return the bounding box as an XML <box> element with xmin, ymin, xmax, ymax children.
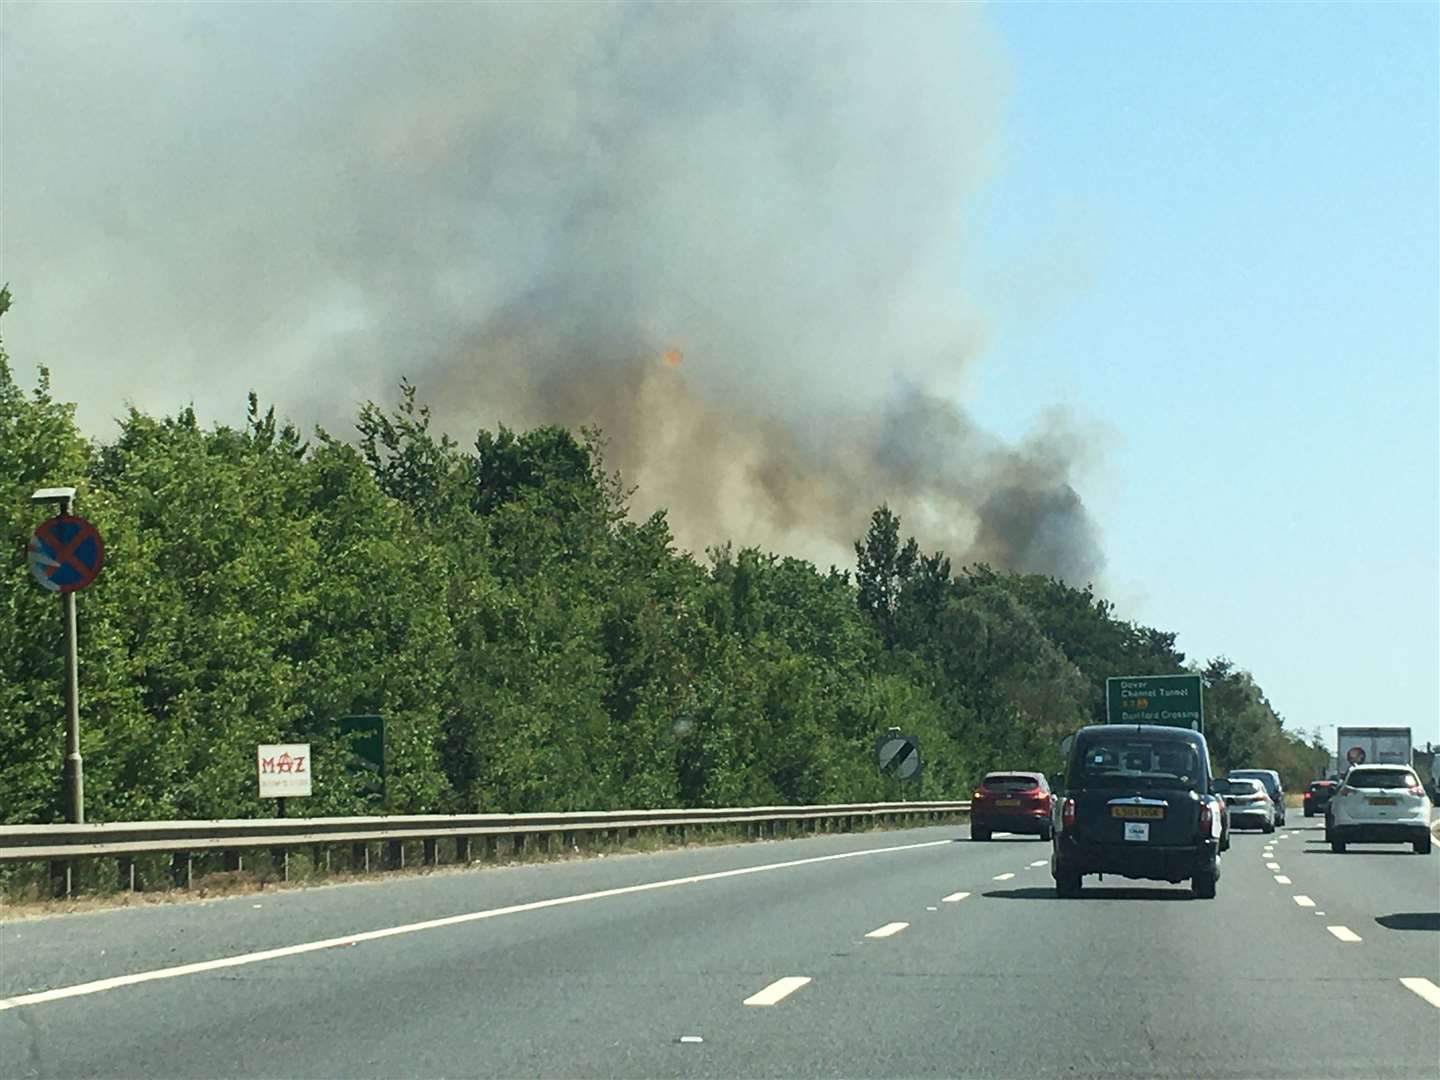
<box><xmin>1192</xmin><ymin>871</ymin><xmax>1217</xmax><ymax>899</ymax></box>
<box><xmin>1304</xmin><ymin>808</ymin><xmax>1313</xmax><ymax>818</ymax></box>
<box><xmin>1262</xmin><ymin>820</ymin><xmax>1275</xmax><ymax>834</ymax></box>
<box><xmin>1056</xmin><ymin>871</ymin><xmax>1082</xmax><ymax>898</ymax></box>
<box><xmin>1039</xmin><ymin>822</ymin><xmax>1053</xmax><ymax>842</ymax></box>
<box><xmin>973</xmin><ymin>826</ymin><xmax>991</xmax><ymax>842</ymax></box>
<box><xmin>1415</xmin><ymin>834</ymin><xmax>1432</xmax><ymax>855</ymax></box>
<box><xmin>1330</xmin><ymin>838</ymin><xmax>1346</xmax><ymax>853</ymax></box>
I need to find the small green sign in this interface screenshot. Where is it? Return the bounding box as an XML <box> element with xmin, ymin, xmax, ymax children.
<box><xmin>340</xmin><ymin>715</ymin><xmax>385</xmax><ymax>795</ymax></box>
<box><xmin>1105</xmin><ymin>675</ymin><xmax>1203</xmax><ymax>731</ymax></box>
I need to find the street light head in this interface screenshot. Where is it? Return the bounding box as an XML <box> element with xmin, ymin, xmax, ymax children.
<box><xmin>30</xmin><ymin>487</ymin><xmax>77</xmax><ymax>504</ymax></box>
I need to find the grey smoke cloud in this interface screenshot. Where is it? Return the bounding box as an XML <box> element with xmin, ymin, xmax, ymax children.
<box><xmin>1</xmin><ymin>2</ymin><xmax>1103</xmax><ymax>583</ymax></box>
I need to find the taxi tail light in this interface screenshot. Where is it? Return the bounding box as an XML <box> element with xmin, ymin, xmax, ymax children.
<box><xmin>1062</xmin><ymin>797</ymin><xmax>1076</xmax><ymax>828</ymax></box>
<box><xmin>1199</xmin><ymin>800</ymin><xmax>1214</xmax><ymax>833</ymax></box>
<box><xmin>1408</xmin><ymin>784</ymin><xmax>1424</xmax><ymax>797</ymax></box>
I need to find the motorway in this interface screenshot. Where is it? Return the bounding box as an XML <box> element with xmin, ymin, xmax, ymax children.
<box><xmin>1</xmin><ymin>818</ymin><xmax>1436</xmax><ymax>1079</ymax></box>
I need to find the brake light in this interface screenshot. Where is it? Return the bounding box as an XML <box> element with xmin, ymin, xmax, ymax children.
<box><xmin>1199</xmin><ymin>800</ymin><xmax>1214</xmax><ymax>833</ymax></box>
<box><xmin>1408</xmin><ymin>785</ymin><xmax>1424</xmax><ymax>797</ymax></box>
<box><xmin>1304</xmin><ymin>791</ymin><xmax>1313</xmax><ymax>800</ymax></box>
<box><xmin>1062</xmin><ymin>797</ymin><xmax>1076</xmax><ymax>828</ymax></box>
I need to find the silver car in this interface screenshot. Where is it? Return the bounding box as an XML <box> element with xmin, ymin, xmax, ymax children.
<box><xmin>1216</xmin><ymin>776</ymin><xmax>1276</xmax><ymax>833</ymax></box>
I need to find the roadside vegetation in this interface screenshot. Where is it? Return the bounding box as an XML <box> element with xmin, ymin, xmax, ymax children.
<box><xmin>1</xmin><ymin>289</ymin><xmax>1327</xmax><ymax>827</ymax></box>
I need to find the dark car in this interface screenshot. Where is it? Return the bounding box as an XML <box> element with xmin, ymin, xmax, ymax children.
<box><xmin>1304</xmin><ymin>780</ymin><xmax>1337</xmax><ymax>817</ymax></box>
<box><xmin>1051</xmin><ymin>724</ymin><xmax>1223</xmax><ymax>899</ymax></box>
<box><xmin>970</xmin><ymin>772</ymin><xmax>1054</xmax><ymax>841</ymax></box>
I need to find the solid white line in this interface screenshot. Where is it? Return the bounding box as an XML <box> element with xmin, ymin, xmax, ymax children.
<box><xmin>942</xmin><ymin>891</ymin><xmax>971</xmax><ymax>903</ymax></box>
<box><xmin>1266</xmin><ymin>862</ymin><xmax>1281</xmax><ymax>870</ymax></box>
<box><xmin>1293</xmin><ymin>895</ymin><xmax>1315</xmax><ymax>907</ymax></box>
<box><xmin>743</xmin><ymin>976</ymin><xmax>811</xmax><ymax>1007</ymax></box>
<box><xmin>865</xmin><ymin>921</ymin><xmax>909</xmax><ymax>939</ymax></box>
<box><xmin>0</xmin><ymin>836</ymin><xmax>953</xmax><ymax>1012</ymax></box>
<box><xmin>1274</xmin><ymin>875</ymin><xmax>1292</xmax><ymax>885</ymax></box>
<box><xmin>1327</xmin><ymin>925</ymin><xmax>1362</xmax><ymax>942</ymax></box>
<box><xmin>993</xmin><ymin>872</ymin><xmax>1015</xmax><ymax>881</ymax></box>
<box><xmin>1400</xmin><ymin>978</ymin><xmax>1440</xmax><ymax>1009</ymax></box>
<box><xmin>1029</xmin><ymin>860</ymin><xmax>1047</xmax><ymax>867</ymax></box>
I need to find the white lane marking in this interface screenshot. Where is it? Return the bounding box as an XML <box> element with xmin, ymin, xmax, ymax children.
<box><xmin>1273</xmin><ymin>875</ymin><xmax>1292</xmax><ymax>885</ymax></box>
<box><xmin>865</xmin><ymin>921</ymin><xmax>910</xmax><ymax>939</ymax></box>
<box><xmin>993</xmin><ymin>872</ymin><xmax>1015</xmax><ymax>881</ymax></box>
<box><xmin>1293</xmin><ymin>895</ymin><xmax>1315</xmax><ymax>907</ymax></box>
<box><xmin>926</xmin><ymin>906</ymin><xmax>938</xmax><ymax>911</ymax></box>
<box><xmin>1029</xmin><ymin>860</ymin><xmax>1047</xmax><ymax>867</ymax></box>
<box><xmin>1400</xmin><ymin>978</ymin><xmax>1440</xmax><ymax>1009</ymax></box>
<box><xmin>1316</xmin><ymin>911</ymin><xmax>1326</xmax><ymax>916</ymax></box>
<box><xmin>744</xmin><ymin>976</ymin><xmax>811</xmax><ymax>1007</ymax></box>
<box><xmin>942</xmin><ymin>891</ymin><xmax>971</xmax><ymax>903</ymax></box>
<box><xmin>679</xmin><ymin>1036</ymin><xmax>704</xmax><ymax>1044</ymax></box>
<box><xmin>1266</xmin><ymin>862</ymin><xmax>1281</xmax><ymax>870</ymax></box>
<box><xmin>1281</xmin><ymin>834</ymin><xmax>1291</xmax><ymax>839</ymax></box>
<box><xmin>0</xmin><ymin>836</ymin><xmax>952</xmax><ymax>1013</ymax></box>
<box><xmin>1327</xmin><ymin>925</ymin><xmax>1362</xmax><ymax>942</ymax></box>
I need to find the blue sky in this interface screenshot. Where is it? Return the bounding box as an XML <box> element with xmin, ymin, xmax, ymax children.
<box><xmin>965</xmin><ymin>2</ymin><xmax>1439</xmax><ymax>747</ymax></box>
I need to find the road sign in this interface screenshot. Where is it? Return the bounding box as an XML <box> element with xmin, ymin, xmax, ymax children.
<box><xmin>1346</xmin><ymin>745</ymin><xmax>1366</xmax><ymax>766</ymax></box>
<box><xmin>1105</xmin><ymin>674</ymin><xmax>1204</xmax><ymax>731</ymax></box>
<box><xmin>876</xmin><ymin>734</ymin><xmax>921</xmax><ymax>780</ymax></box>
<box><xmin>258</xmin><ymin>744</ymin><xmax>312</xmax><ymax>798</ymax></box>
<box><xmin>27</xmin><ymin>515</ymin><xmax>104</xmax><ymax>594</ymax></box>
<box><xmin>340</xmin><ymin>715</ymin><xmax>385</xmax><ymax>797</ymax></box>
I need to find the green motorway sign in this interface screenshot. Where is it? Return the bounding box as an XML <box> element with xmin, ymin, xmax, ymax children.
<box><xmin>1105</xmin><ymin>675</ymin><xmax>1204</xmax><ymax>731</ymax></box>
<box><xmin>340</xmin><ymin>714</ymin><xmax>385</xmax><ymax>797</ymax></box>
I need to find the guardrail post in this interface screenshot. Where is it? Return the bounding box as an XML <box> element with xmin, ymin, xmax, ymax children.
<box><xmin>223</xmin><ymin>851</ymin><xmax>242</xmax><ymax>873</ymax></box>
<box><xmin>456</xmin><ymin>836</ymin><xmax>472</xmax><ymax>863</ymax></box>
<box><xmin>483</xmin><ymin>835</ymin><xmax>498</xmax><ymax>861</ymax></box>
<box><xmin>171</xmin><ymin>853</ymin><xmax>192</xmax><ymax>890</ymax></box>
<box><xmin>118</xmin><ymin>856</ymin><xmax>136</xmax><ymax>892</ymax></box>
<box><xmin>351</xmin><ymin>843</ymin><xmax>369</xmax><ymax>872</ymax></box>
<box><xmin>312</xmin><ymin>844</ymin><xmax>328</xmax><ymax>873</ymax></box>
<box><xmin>49</xmin><ymin>859</ymin><xmax>72</xmax><ymax>899</ymax></box>
<box><xmin>385</xmin><ymin>840</ymin><xmax>404</xmax><ymax>869</ymax></box>
<box><xmin>423</xmin><ymin>838</ymin><xmax>438</xmax><ymax>866</ymax></box>
<box><xmin>514</xmin><ymin>834</ymin><xmax>526</xmax><ymax>858</ymax></box>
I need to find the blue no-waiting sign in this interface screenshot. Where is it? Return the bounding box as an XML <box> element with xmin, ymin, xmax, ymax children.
<box><xmin>28</xmin><ymin>515</ymin><xmax>105</xmax><ymax>594</ymax></box>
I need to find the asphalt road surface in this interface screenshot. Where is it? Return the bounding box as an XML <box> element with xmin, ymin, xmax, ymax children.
<box><xmin>2</xmin><ymin>818</ymin><xmax>1437</xmax><ymax>1079</ymax></box>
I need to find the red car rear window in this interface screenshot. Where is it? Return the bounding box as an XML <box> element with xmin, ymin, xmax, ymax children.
<box><xmin>982</xmin><ymin>775</ymin><xmax>1040</xmax><ymax>791</ymax></box>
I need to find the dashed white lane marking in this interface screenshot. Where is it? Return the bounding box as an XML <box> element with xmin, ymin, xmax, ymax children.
<box><xmin>679</xmin><ymin>1036</ymin><xmax>704</xmax><ymax>1044</ymax></box>
<box><xmin>1281</xmin><ymin>834</ymin><xmax>1291</xmax><ymax>839</ymax></box>
<box><xmin>1293</xmin><ymin>895</ymin><xmax>1315</xmax><ymax>907</ymax></box>
<box><xmin>1327</xmin><ymin>925</ymin><xmax>1362</xmax><ymax>943</ymax></box>
<box><xmin>865</xmin><ymin>922</ymin><xmax>910</xmax><ymax>939</ymax></box>
<box><xmin>1316</xmin><ymin>912</ymin><xmax>1326</xmax><ymax>916</ymax></box>
<box><xmin>926</xmin><ymin>906</ymin><xmax>938</xmax><ymax>911</ymax></box>
<box><xmin>1273</xmin><ymin>875</ymin><xmax>1292</xmax><ymax>885</ymax></box>
<box><xmin>1266</xmin><ymin>862</ymin><xmax>1281</xmax><ymax>870</ymax></box>
<box><xmin>993</xmin><ymin>872</ymin><xmax>1016</xmax><ymax>881</ymax></box>
<box><xmin>1400</xmin><ymin>978</ymin><xmax>1440</xmax><ymax>1009</ymax></box>
<box><xmin>942</xmin><ymin>892</ymin><xmax>971</xmax><ymax>903</ymax></box>
<box><xmin>0</xmin><ymin>836</ymin><xmax>953</xmax><ymax>1013</ymax></box>
<box><xmin>744</xmin><ymin>977</ymin><xmax>811</xmax><ymax>1007</ymax></box>
<box><xmin>1029</xmin><ymin>860</ymin><xmax>1047</xmax><ymax>867</ymax></box>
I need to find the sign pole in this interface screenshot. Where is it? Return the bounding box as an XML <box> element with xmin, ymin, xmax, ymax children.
<box><xmin>62</xmin><ymin>584</ymin><xmax>83</xmax><ymax>824</ymax></box>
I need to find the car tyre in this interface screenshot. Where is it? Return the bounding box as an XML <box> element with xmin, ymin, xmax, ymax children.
<box><xmin>973</xmin><ymin>826</ymin><xmax>991</xmax><ymax>842</ymax></box>
<box><xmin>1304</xmin><ymin>808</ymin><xmax>1314</xmax><ymax>818</ymax></box>
<box><xmin>1330</xmin><ymin>838</ymin><xmax>1346</xmax><ymax>853</ymax></box>
<box><xmin>1415</xmin><ymin>833</ymin><xmax>1432</xmax><ymax>855</ymax></box>
<box><xmin>1039</xmin><ymin>822</ymin><xmax>1053</xmax><ymax>842</ymax></box>
<box><xmin>1192</xmin><ymin>871</ymin><xmax>1217</xmax><ymax>899</ymax></box>
<box><xmin>1055</xmin><ymin>871</ymin><xmax>1082</xmax><ymax>898</ymax></box>
<box><xmin>1262</xmin><ymin>820</ymin><xmax>1275</xmax><ymax>834</ymax></box>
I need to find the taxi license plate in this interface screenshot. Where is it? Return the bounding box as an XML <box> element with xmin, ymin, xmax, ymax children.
<box><xmin>1111</xmin><ymin>806</ymin><xmax>1165</xmax><ymax>820</ymax></box>
<box><xmin>1368</xmin><ymin>797</ymin><xmax>1397</xmax><ymax>806</ymax></box>
<box><xmin>995</xmin><ymin>799</ymin><xmax>1021</xmax><ymax>807</ymax></box>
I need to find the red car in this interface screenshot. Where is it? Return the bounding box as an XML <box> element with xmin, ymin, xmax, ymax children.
<box><xmin>1304</xmin><ymin>780</ymin><xmax>1338</xmax><ymax>817</ymax></box>
<box><xmin>970</xmin><ymin>772</ymin><xmax>1055</xmax><ymax>841</ymax></box>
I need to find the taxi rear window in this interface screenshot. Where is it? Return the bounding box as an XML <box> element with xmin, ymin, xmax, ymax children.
<box><xmin>1073</xmin><ymin>738</ymin><xmax>1203</xmax><ymax>792</ymax></box>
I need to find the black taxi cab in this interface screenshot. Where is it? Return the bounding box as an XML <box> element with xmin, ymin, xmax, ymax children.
<box><xmin>1051</xmin><ymin>724</ymin><xmax>1224</xmax><ymax>899</ymax></box>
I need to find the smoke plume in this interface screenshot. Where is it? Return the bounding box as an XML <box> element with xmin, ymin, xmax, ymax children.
<box><xmin>1</xmin><ymin>3</ymin><xmax>1103</xmax><ymax>582</ymax></box>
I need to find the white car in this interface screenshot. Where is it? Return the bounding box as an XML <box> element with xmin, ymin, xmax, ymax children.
<box><xmin>1215</xmin><ymin>776</ymin><xmax>1276</xmax><ymax>832</ymax></box>
<box><xmin>1327</xmin><ymin>765</ymin><xmax>1433</xmax><ymax>854</ymax></box>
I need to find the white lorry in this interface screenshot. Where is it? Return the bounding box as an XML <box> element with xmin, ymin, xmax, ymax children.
<box><xmin>1335</xmin><ymin>727</ymin><xmax>1412</xmax><ymax>778</ymax></box>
